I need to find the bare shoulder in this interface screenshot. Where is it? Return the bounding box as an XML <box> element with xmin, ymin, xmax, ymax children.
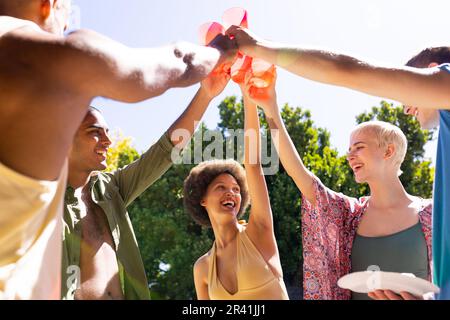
<box><xmin>193</xmin><ymin>251</ymin><xmax>212</xmax><ymax>299</ymax></box>
<box><xmin>0</xmin><ymin>16</ymin><xmax>41</xmax><ymax>36</ymax></box>
<box><xmin>419</xmin><ymin>198</ymin><xmax>433</xmax><ymax>214</ymax></box>
<box><xmin>409</xmin><ymin>196</ymin><xmax>432</xmax><ymax>216</ymax></box>
<box><xmin>194</xmin><ymin>251</ymin><xmax>211</xmax><ymax>276</ymax></box>
<box><xmin>193</xmin><ymin>251</ymin><xmax>211</xmax><ymax>289</ymax></box>
<box><xmin>0</xmin><ymin>25</ymin><xmax>101</xmax><ymax>100</ymax></box>
<box><xmin>0</xmin><ymin>18</ymin><xmax>61</xmax><ymax>48</ymax></box>
<box><xmin>0</xmin><ymin>22</ymin><xmax>65</xmax><ymax>77</ymax></box>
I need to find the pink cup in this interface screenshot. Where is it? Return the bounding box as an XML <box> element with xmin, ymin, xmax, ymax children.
<box><xmin>222</xmin><ymin>7</ymin><xmax>249</xmax><ymax>30</ymax></box>
<box><xmin>199</xmin><ymin>7</ymin><xmax>256</xmax><ymax>81</ymax></box>
<box><xmin>198</xmin><ymin>22</ymin><xmax>225</xmax><ymax>46</ymax></box>
<box><xmin>223</xmin><ymin>7</ymin><xmax>253</xmax><ymax>84</ymax></box>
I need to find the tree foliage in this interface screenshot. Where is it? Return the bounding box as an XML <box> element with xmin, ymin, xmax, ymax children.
<box><xmin>105</xmin><ymin>131</ymin><xmax>139</xmax><ymax>172</ymax></box>
<box><xmin>108</xmin><ymin>99</ymin><xmax>434</xmax><ymax>299</ymax></box>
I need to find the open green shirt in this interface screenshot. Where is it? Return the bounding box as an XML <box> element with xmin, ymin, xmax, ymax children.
<box><xmin>62</xmin><ymin>133</ymin><xmax>174</xmax><ymax>300</ymax></box>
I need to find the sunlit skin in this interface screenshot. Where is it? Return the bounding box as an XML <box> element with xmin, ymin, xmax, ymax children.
<box><xmin>69</xmin><ymin>110</ymin><xmax>112</xmax><ymax>176</ymax></box>
<box><xmin>404</xmin><ymin>105</ymin><xmax>440</xmax><ymax>130</ymax></box>
<box><xmin>341</xmin><ymin>121</ymin><xmax>424</xmax><ymax>301</ymax></box>
<box><xmin>0</xmin><ymin>0</ymin><xmax>225</xmax><ymax>301</ymax></box>
<box><xmin>347</xmin><ymin>132</ymin><xmax>422</xmax><ymax>301</ymax></box>
<box><xmin>347</xmin><ymin>131</ymin><xmax>395</xmax><ymax>185</ymax></box>
<box><xmin>403</xmin><ymin>63</ymin><xmax>441</xmax><ymax>130</ymax></box>
<box><xmin>403</xmin><ymin>62</ymin><xmax>439</xmax><ymax>130</ymax></box>
<box><xmin>201</xmin><ymin>173</ymin><xmax>243</xmax><ymax>226</ymax></box>
<box><xmin>0</xmin><ymin>0</ymin><xmax>235</xmax><ymax>182</ymax></box>
<box><xmin>196</xmin><ymin>174</ymin><xmax>245</xmax><ymax>297</ymax></box>
<box><xmin>193</xmin><ymin>78</ymin><xmax>285</xmax><ymax>300</ymax></box>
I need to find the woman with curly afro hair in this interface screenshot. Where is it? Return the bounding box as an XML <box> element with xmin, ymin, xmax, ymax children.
<box><xmin>183</xmin><ymin>75</ymin><xmax>289</xmax><ymax>300</ymax></box>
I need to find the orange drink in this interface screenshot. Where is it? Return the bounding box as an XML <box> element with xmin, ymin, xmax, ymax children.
<box><xmin>250</xmin><ymin>59</ymin><xmax>276</xmax><ymax>88</ymax></box>
<box><xmin>231</xmin><ymin>53</ymin><xmax>253</xmax><ymax>84</ymax></box>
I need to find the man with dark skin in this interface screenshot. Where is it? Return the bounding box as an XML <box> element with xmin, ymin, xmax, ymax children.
<box><xmin>0</xmin><ymin>0</ymin><xmax>235</xmax><ymax>299</ymax></box>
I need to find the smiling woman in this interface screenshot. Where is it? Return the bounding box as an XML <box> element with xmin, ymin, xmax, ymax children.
<box><xmin>300</xmin><ymin>121</ymin><xmax>433</xmax><ymax>300</ymax></box>
<box><xmin>184</xmin><ymin>163</ymin><xmax>289</xmax><ymax>300</ymax></box>
<box><xmin>348</xmin><ymin>121</ymin><xmax>407</xmax><ymax>179</ymax></box>
<box><xmin>183</xmin><ymin>76</ymin><xmax>290</xmax><ymax>300</ymax></box>
<box><xmin>183</xmin><ymin>160</ymin><xmax>249</xmax><ymax>227</ymax></box>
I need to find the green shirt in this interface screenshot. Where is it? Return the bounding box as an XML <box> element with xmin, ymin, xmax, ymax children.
<box><xmin>62</xmin><ymin>133</ymin><xmax>174</xmax><ymax>300</ymax></box>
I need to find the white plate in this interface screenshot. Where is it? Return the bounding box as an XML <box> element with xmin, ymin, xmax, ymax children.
<box><xmin>337</xmin><ymin>271</ymin><xmax>440</xmax><ymax>297</ymax></box>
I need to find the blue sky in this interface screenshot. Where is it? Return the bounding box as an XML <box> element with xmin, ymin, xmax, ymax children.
<box><xmin>73</xmin><ymin>0</ymin><xmax>449</xmax><ymax>162</ymax></box>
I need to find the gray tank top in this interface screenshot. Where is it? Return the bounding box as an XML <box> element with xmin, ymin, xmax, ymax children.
<box><xmin>351</xmin><ymin>223</ymin><xmax>428</xmax><ymax>300</ymax></box>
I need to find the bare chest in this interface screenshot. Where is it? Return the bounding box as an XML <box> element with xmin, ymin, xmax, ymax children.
<box><xmin>79</xmin><ymin>199</ymin><xmax>115</xmax><ymax>249</ymax></box>
<box><xmin>357</xmin><ymin>206</ymin><xmax>420</xmax><ymax>237</ymax></box>
<box><xmin>215</xmin><ymin>245</ymin><xmax>239</xmax><ymax>294</ymax></box>
<box><xmin>74</xmin><ymin>196</ymin><xmax>124</xmax><ymax>300</ymax></box>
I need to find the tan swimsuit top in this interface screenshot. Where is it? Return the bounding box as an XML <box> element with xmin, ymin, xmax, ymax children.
<box><xmin>208</xmin><ymin>228</ymin><xmax>289</xmax><ymax>300</ymax></box>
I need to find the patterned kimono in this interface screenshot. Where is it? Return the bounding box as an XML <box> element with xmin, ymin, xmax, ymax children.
<box><xmin>301</xmin><ymin>176</ymin><xmax>433</xmax><ymax>300</ymax></box>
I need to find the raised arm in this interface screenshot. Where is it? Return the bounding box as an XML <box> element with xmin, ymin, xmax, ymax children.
<box><xmin>240</xmin><ymin>78</ymin><xmax>285</xmax><ymax>277</ymax></box>
<box><xmin>241</xmin><ymin>72</ymin><xmax>316</xmax><ymax>205</ymax></box>
<box><xmin>168</xmin><ymin>69</ymin><xmax>231</xmax><ymax>150</ymax></box>
<box><xmin>238</xmin><ymin>78</ymin><xmax>282</xmax><ymax>262</ymax></box>
<box><xmin>227</xmin><ymin>26</ymin><xmax>450</xmax><ymax>109</ymax></box>
<box><xmin>5</xmin><ymin>26</ymin><xmax>235</xmax><ymax>103</ymax></box>
<box><xmin>113</xmin><ymin>70</ymin><xmax>231</xmax><ymax>205</ymax></box>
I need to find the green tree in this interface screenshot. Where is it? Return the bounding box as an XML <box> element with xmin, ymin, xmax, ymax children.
<box><xmin>129</xmin><ymin>164</ymin><xmax>213</xmax><ymax>299</ymax></box>
<box><xmin>105</xmin><ymin>131</ymin><xmax>139</xmax><ymax>172</ymax></box>
<box><xmin>111</xmin><ymin>98</ymin><xmax>434</xmax><ymax>300</ymax></box>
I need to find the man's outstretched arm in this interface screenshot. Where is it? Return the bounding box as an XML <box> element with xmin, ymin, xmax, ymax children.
<box><xmin>226</xmin><ymin>26</ymin><xmax>450</xmax><ymax>109</ymax></box>
<box><xmin>4</xmin><ymin>26</ymin><xmax>235</xmax><ymax>102</ymax></box>
<box><xmin>0</xmin><ymin>25</ymin><xmax>235</xmax><ymax>180</ymax></box>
